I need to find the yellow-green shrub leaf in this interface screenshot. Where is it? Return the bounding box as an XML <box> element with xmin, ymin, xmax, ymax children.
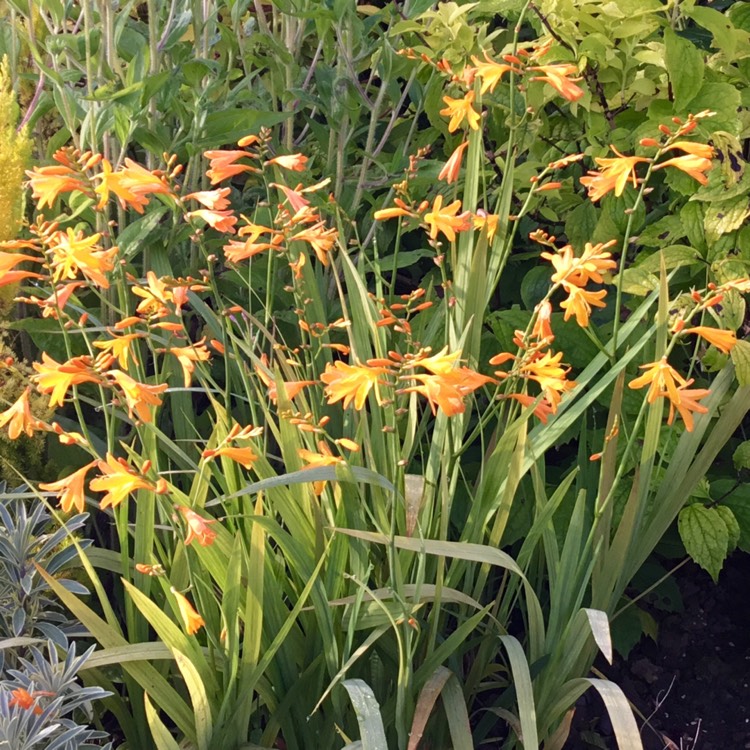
<box><xmin>731</xmin><ymin>339</ymin><xmax>750</xmax><ymax>385</ymax></box>
<box><xmin>664</xmin><ymin>27</ymin><xmax>704</xmax><ymax>111</ymax></box>
<box><xmin>678</xmin><ymin>504</ymin><xmax>729</xmax><ymax>582</ymax></box>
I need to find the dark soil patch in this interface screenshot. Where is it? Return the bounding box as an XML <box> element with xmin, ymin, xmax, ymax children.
<box><xmin>566</xmin><ymin>553</ymin><xmax>750</xmax><ymax>749</ymax></box>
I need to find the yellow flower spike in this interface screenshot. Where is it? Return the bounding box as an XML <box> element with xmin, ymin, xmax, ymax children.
<box><xmin>171</xmin><ymin>588</ymin><xmax>205</xmax><ymax>635</ymax></box>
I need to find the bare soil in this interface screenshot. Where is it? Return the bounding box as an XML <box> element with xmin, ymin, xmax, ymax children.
<box><xmin>566</xmin><ymin>553</ymin><xmax>750</xmax><ymax>749</ymax></box>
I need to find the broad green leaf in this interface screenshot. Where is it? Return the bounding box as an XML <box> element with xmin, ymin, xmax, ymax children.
<box><xmin>704</xmin><ymin>195</ymin><xmax>750</xmax><ymax>245</ymax></box>
<box><xmin>616</xmin><ymin>266</ymin><xmax>658</xmax><ymax>295</ymax></box>
<box><xmin>716</xmin><ymin>506</ymin><xmax>740</xmax><ymax>552</ymax></box>
<box><xmin>733</xmin><ymin>440</ymin><xmax>750</xmax><ymax>470</ymax></box>
<box><xmin>635</xmin><ymin>245</ymin><xmax>699</xmax><ymax>273</ymax></box>
<box><xmin>731</xmin><ymin>339</ymin><xmax>750</xmax><ymax>385</ymax></box>
<box><xmin>678</xmin><ymin>504</ymin><xmax>729</xmax><ymax>582</ymax></box>
<box><xmin>686</xmin><ymin>6</ymin><xmax>749</xmax><ymax>60</ymax></box>
<box><xmin>664</xmin><ymin>28</ymin><xmax>704</xmax><ymax>111</ymax></box>
<box><xmin>721</xmin><ymin>483</ymin><xmax>750</xmax><ymax>553</ymax></box>
<box><xmin>197</xmin><ymin>109</ymin><xmax>289</xmax><ymax>148</ymax></box>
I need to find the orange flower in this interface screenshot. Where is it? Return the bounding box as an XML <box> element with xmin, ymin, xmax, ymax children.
<box><xmin>472</xmin><ymin>211</ymin><xmax>499</xmax><ymax>241</ymax></box>
<box><xmin>667</xmin><ymin>385</ymin><xmax>711</xmax><ymax>433</ymax></box>
<box><xmin>270</xmin><ymin>182</ymin><xmax>310</xmax><ymax>213</ymax></box>
<box><xmin>439</xmin><ymin>91</ymin><xmax>481</xmax><ymax>132</ymax></box>
<box><xmin>438</xmin><ymin>141</ymin><xmax>470</xmax><ymax>184</ymax></box>
<box><xmin>373</xmin><ymin>197</ymin><xmax>420</xmax><ymax>221</ymax></box>
<box><xmin>183</xmin><ymin>188</ymin><xmax>232</xmax><ymax>210</ymax></box>
<box><xmin>579</xmin><ymin>146</ymin><xmax>651</xmax><ymax>202</ymax></box>
<box><xmin>684</xmin><ymin>326</ymin><xmax>737</xmax><ymax>354</ymax></box>
<box><xmin>321</xmin><ymin>360</ymin><xmax>390</xmax><ymax>410</ymax></box>
<box><xmin>203</xmin><ymin>444</ymin><xmax>258</xmax><ymax>469</ymax></box>
<box><xmin>470</xmin><ymin>52</ymin><xmax>516</xmax><ymax>94</ymax></box>
<box><xmin>665</xmin><ymin>141</ymin><xmax>715</xmax><ymax>160</ymax></box>
<box><xmin>185</xmin><ymin>209</ymin><xmax>238</xmax><ymax>234</ymax></box>
<box><xmin>171</xmin><ymin>587</ymin><xmax>205</xmax><ymax>634</ymax></box>
<box><xmin>39</xmin><ymin>461</ymin><xmax>96</xmax><ymax>514</ymax></box>
<box><xmin>135</xmin><ymin>562</ymin><xmax>165</xmax><ymax>576</ymax></box>
<box><xmin>541</xmin><ymin>241</ymin><xmax>617</xmax><ymax>287</ymax></box>
<box><xmin>517</xmin><ymin>350</ymin><xmax>575</xmax><ymax>412</ymax></box>
<box><xmin>506</xmin><ymin>392</ymin><xmax>554</xmax><ymax>423</ymax></box>
<box><xmin>132</xmin><ymin>271</ymin><xmax>176</xmax><ymax>318</ymax></box>
<box><xmin>32</xmin><ymin>353</ymin><xmax>102</xmax><ymax>407</ymax></box>
<box><xmin>298</xmin><ymin>441</ymin><xmax>343</xmax><ymax>495</ymax></box>
<box><xmin>654</xmin><ymin>154</ymin><xmax>713</xmax><ymax>185</ymax></box>
<box><xmin>256</xmin><ymin>356</ymin><xmax>314</xmax><ymax>403</ymax></box>
<box><xmin>290</xmin><ymin>222</ymin><xmax>338</xmax><ymax>265</ymax></box>
<box><xmin>93</xmin><ymin>332</ymin><xmax>144</xmax><ymax>368</ymax></box>
<box><xmin>532</xmin><ymin>300</ymin><xmax>554</xmax><ymax>342</ymax></box>
<box><xmin>164</xmin><ymin>339</ymin><xmax>211</xmax><ymax>387</ymax></box>
<box><xmin>0</xmin><ymin>251</ymin><xmax>42</xmax><ymax>277</ymax></box>
<box><xmin>47</xmin><ymin>229</ymin><xmax>117</xmax><ymax>288</ymax></box>
<box><xmin>400</xmin><ymin>368</ymin><xmax>492</xmax><ymax>416</ymax></box>
<box><xmin>0</xmin><ymin>388</ymin><xmax>41</xmax><ymax>440</ymax></box>
<box><xmin>89</xmin><ymin>453</ymin><xmax>162</xmax><ymax>509</ymax></box>
<box><xmin>94</xmin><ymin>158</ymin><xmax>172</xmax><ymax>213</ymax></box>
<box><xmin>409</xmin><ymin>346</ymin><xmax>461</xmax><ymax>375</ymax></box>
<box><xmin>528</xmin><ymin>63</ymin><xmax>584</xmax><ymax>102</ymax></box>
<box><xmin>109</xmin><ymin>370</ymin><xmax>168</xmax><ymax>423</ymax></box>
<box><xmin>223</xmin><ymin>238</ymin><xmax>277</xmax><ymax>263</ymax></box>
<box><xmin>8</xmin><ymin>687</ymin><xmax>43</xmax><ymax>714</ymax></box>
<box><xmin>628</xmin><ymin>357</ymin><xmax>689</xmax><ymax>405</ymax></box>
<box><xmin>424</xmin><ymin>195</ymin><xmax>473</xmax><ymax>241</ymax></box>
<box><xmin>559</xmin><ymin>283</ymin><xmax>607</xmax><ymax>327</ymax></box>
<box><xmin>176</xmin><ymin>506</ymin><xmax>218</xmax><ymax>546</ymax></box>
<box><xmin>26</xmin><ymin>165</ymin><xmax>88</xmax><ymax>210</ymax></box>
<box><xmin>205</xmin><ymin>149</ymin><xmax>257</xmax><ymax>184</ymax></box>
<box><xmin>265</xmin><ymin>153</ymin><xmax>308</xmax><ymax>171</ymax></box>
